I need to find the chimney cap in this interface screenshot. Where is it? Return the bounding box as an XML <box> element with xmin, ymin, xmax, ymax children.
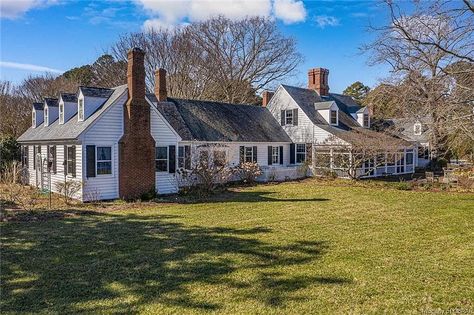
<box><xmin>128</xmin><ymin>47</ymin><xmax>145</xmax><ymax>54</ymax></box>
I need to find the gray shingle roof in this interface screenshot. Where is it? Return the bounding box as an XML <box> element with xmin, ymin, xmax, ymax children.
<box><xmin>79</xmin><ymin>86</ymin><xmax>114</xmax><ymax>98</ymax></box>
<box><xmin>44</xmin><ymin>98</ymin><xmax>59</xmax><ymax>107</ymax></box>
<box><xmin>383</xmin><ymin>117</ymin><xmax>431</xmax><ymax>143</ymax></box>
<box><xmin>60</xmin><ymin>92</ymin><xmax>77</xmax><ymax>103</ymax></box>
<box><xmin>33</xmin><ymin>102</ymin><xmax>43</xmax><ymax>110</ymax></box>
<box><xmin>148</xmin><ymin>94</ymin><xmax>292</xmax><ymax>143</ymax></box>
<box><xmin>314</xmin><ymin>101</ymin><xmax>334</xmax><ymax>110</ymax></box>
<box><xmin>18</xmin><ymin>85</ymin><xmax>127</xmax><ymax>142</ymax></box>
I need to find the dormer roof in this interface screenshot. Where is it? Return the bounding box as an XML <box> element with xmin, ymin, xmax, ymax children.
<box><xmin>79</xmin><ymin>86</ymin><xmax>114</xmax><ymax>98</ymax></box>
<box><xmin>60</xmin><ymin>92</ymin><xmax>77</xmax><ymax>103</ymax></box>
<box><xmin>44</xmin><ymin>98</ymin><xmax>59</xmax><ymax>107</ymax></box>
<box><xmin>33</xmin><ymin>102</ymin><xmax>44</xmax><ymax>110</ymax></box>
<box><xmin>314</xmin><ymin>101</ymin><xmax>335</xmax><ymax>110</ymax></box>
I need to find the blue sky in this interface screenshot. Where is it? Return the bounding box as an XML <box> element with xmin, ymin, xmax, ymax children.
<box><xmin>1</xmin><ymin>0</ymin><xmax>392</xmax><ymax>93</ymax></box>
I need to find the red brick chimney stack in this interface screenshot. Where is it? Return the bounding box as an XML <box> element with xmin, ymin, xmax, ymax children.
<box><xmin>119</xmin><ymin>47</ymin><xmax>156</xmax><ymax>199</ymax></box>
<box><xmin>155</xmin><ymin>68</ymin><xmax>167</xmax><ymax>102</ymax></box>
<box><xmin>308</xmin><ymin>68</ymin><xmax>329</xmax><ymax>96</ymax></box>
<box><xmin>262</xmin><ymin>90</ymin><xmax>274</xmax><ymax>107</ymax></box>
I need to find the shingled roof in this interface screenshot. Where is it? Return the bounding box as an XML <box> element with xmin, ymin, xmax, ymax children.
<box><xmin>18</xmin><ymin>85</ymin><xmax>127</xmax><ymax>142</ymax></box>
<box><xmin>44</xmin><ymin>98</ymin><xmax>59</xmax><ymax>107</ymax></box>
<box><xmin>60</xmin><ymin>92</ymin><xmax>77</xmax><ymax>103</ymax></box>
<box><xmin>148</xmin><ymin>94</ymin><xmax>292</xmax><ymax>142</ymax></box>
<box><xmin>33</xmin><ymin>102</ymin><xmax>43</xmax><ymax>110</ymax></box>
<box><xmin>79</xmin><ymin>86</ymin><xmax>114</xmax><ymax>98</ymax></box>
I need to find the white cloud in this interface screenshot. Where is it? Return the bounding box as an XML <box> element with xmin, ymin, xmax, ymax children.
<box><xmin>0</xmin><ymin>0</ymin><xmax>59</xmax><ymax>19</ymax></box>
<box><xmin>273</xmin><ymin>0</ymin><xmax>306</xmax><ymax>24</ymax></box>
<box><xmin>0</xmin><ymin>61</ymin><xmax>64</xmax><ymax>74</ymax></box>
<box><xmin>315</xmin><ymin>15</ymin><xmax>340</xmax><ymax>28</ymax></box>
<box><xmin>135</xmin><ymin>0</ymin><xmax>306</xmax><ymax>31</ymax></box>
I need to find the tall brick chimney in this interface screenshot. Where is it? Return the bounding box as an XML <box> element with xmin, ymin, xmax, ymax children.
<box><xmin>118</xmin><ymin>47</ymin><xmax>156</xmax><ymax>199</ymax></box>
<box><xmin>154</xmin><ymin>68</ymin><xmax>167</xmax><ymax>101</ymax></box>
<box><xmin>262</xmin><ymin>90</ymin><xmax>274</xmax><ymax>107</ymax></box>
<box><xmin>308</xmin><ymin>68</ymin><xmax>329</xmax><ymax>96</ymax></box>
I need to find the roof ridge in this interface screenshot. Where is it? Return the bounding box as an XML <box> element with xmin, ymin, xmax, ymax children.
<box><xmin>168</xmin><ymin>97</ymin><xmax>261</xmax><ymax>109</ymax></box>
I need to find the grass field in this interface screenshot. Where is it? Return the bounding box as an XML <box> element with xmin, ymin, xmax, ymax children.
<box><xmin>1</xmin><ymin>179</ymin><xmax>473</xmax><ymax>314</ymax></box>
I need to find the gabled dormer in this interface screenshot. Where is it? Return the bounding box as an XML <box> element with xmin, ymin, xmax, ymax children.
<box><xmin>32</xmin><ymin>102</ymin><xmax>44</xmax><ymax>128</ymax></box>
<box><xmin>77</xmin><ymin>86</ymin><xmax>114</xmax><ymax>121</ymax></box>
<box><xmin>59</xmin><ymin>92</ymin><xmax>78</xmax><ymax>124</ymax></box>
<box><xmin>354</xmin><ymin>106</ymin><xmax>370</xmax><ymax>128</ymax></box>
<box><xmin>43</xmin><ymin>98</ymin><xmax>59</xmax><ymax>127</ymax></box>
<box><xmin>315</xmin><ymin>101</ymin><xmax>339</xmax><ymax>126</ymax></box>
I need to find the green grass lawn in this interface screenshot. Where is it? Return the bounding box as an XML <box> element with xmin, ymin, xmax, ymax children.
<box><xmin>1</xmin><ymin>179</ymin><xmax>473</xmax><ymax>314</ymax></box>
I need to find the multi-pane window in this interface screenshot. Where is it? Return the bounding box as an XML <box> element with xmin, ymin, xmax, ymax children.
<box><xmin>32</xmin><ymin>111</ymin><xmax>36</xmax><ymax>126</ymax></box>
<box><xmin>414</xmin><ymin>123</ymin><xmax>422</xmax><ymax>135</ymax></box>
<box><xmin>285</xmin><ymin>110</ymin><xmax>293</xmax><ymax>125</ymax></box>
<box><xmin>22</xmin><ymin>146</ymin><xmax>29</xmax><ymax>168</ymax></box>
<box><xmin>330</xmin><ymin>110</ymin><xmax>338</xmax><ymax>125</ymax></box>
<box><xmin>296</xmin><ymin>144</ymin><xmax>306</xmax><ymax>163</ymax></box>
<box><xmin>78</xmin><ymin>99</ymin><xmax>84</xmax><ymax>121</ymax></box>
<box><xmin>272</xmin><ymin>146</ymin><xmax>280</xmax><ymax>164</ymax></box>
<box><xmin>213</xmin><ymin>150</ymin><xmax>226</xmax><ymax>167</ymax></box>
<box><xmin>406</xmin><ymin>151</ymin><xmax>414</xmax><ymax>165</ymax></box>
<box><xmin>155</xmin><ymin>146</ymin><xmax>168</xmax><ymax>172</ymax></box>
<box><xmin>48</xmin><ymin>145</ymin><xmax>57</xmax><ymax>174</ymax></box>
<box><xmin>178</xmin><ymin>146</ymin><xmax>185</xmax><ymax>168</ymax></box>
<box><xmin>363</xmin><ymin>113</ymin><xmax>369</xmax><ymax>127</ymax></box>
<box><xmin>44</xmin><ymin>107</ymin><xmax>48</xmax><ymax>125</ymax></box>
<box><xmin>67</xmin><ymin>146</ymin><xmax>75</xmax><ymax>176</ymax></box>
<box><xmin>97</xmin><ymin>147</ymin><xmax>112</xmax><ymax>175</ymax></box>
<box><xmin>245</xmin><ymin>147</ymin><xmax>254</xmax><ymax>163</ymax></box>
<box><xmin>59</xmin><ymin>103</ymin><xmax>64</xmax><ymax>123</ymax></box>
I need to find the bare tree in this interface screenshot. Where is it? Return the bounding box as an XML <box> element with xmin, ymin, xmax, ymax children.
<box><xmin>110</xmin><ymin>16</ymin><xmax>302</xmax><ymax>104</ymax></box>
<box><xmin>364</xmin><ymin>0</ymin><xmax>474</xmax><ymax>159</ymax></box>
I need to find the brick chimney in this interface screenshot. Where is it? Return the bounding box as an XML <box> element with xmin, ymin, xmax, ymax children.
<box><xmin>262</xmin><ymin>90</ymin><xmax>274</xmax><ymax>107</ymax></box>
<box><xmin>308</xmin><ymin>68</ymin><xmax>329</xmax><ymax>96</ymax></box>
<box><xmin>118</xmin><ymin>47</ymin><xmax>156</xmax><ymax>199</ymax></box>
<box><xmin>154</xmin><ymin>68</ymin><xmax>167</xmax><ymax>101</ymax></box>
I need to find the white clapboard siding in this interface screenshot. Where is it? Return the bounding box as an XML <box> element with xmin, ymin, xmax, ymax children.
<box><xmin>151</xmin><ymin>108</ymin><xmax>179</xmax><ymax>194</ymax></box>
<box><xmin>81</xmin><ymin>92</ymin><xmax>127</xmax><ymax>201</ymax></box>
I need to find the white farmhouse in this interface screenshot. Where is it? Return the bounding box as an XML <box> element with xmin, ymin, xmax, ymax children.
<box><xmin>17</xmin><ymin>48</ymin><xmax>415</xmax><ymax>201</ymax></box>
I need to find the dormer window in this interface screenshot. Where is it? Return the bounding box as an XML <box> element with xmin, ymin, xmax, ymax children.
<box><xmin>59</xmin><ymin>103</ymin><xmax>64</xmax><ymax>124</ymax></box>
<box><xmin>330</xmin><ymin>110</ymin><xmax>338</xmax><ymax>125</ymax></box>
<box><xmin>78</xmin><ymin>99</ymin><xmax>84</xmax><ymax>121</ymax></box>
<box><xmin>32</xmin><ymin>111</ymin><xmax>36</xmax><ymax>127</ymax></box>
<box><xmin>363</xmin><ymin>113</ymin><xmax>370</xmax><ymax>128</ymax></box>
<box><xmin>414</xmin><ymin>122</ymin><xmax>422</xmax><ymax>135</ymax></box>
<box><xmin>44</xmin><ymin>107</ymin><xmax>49</xmax><ymax>126</ymax></box>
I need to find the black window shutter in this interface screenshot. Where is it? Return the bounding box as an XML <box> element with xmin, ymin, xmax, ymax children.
<box><xmin>279</xmin><ymin>146</ymin><xmax>284</xmax><ymax>165</ymax></box>
<box><xmin>52</xmin><ymin>146</ymin><xmax>56</xmax><ymax>173</ymax></box>
<box><xmin>253</xmin><ymin>146</ymin><xmax>258</xmax><ymax>163</ymax></box>
<box><xmin>63</xmin><ymin>145</ymin><xmax>67</xmax><ymax>174</ymax></box>
<box><xmin>290</xmin><ymin>143</ymin><xmax>295</xmax><ymax>164</ymax></box>
<box><xmin>281</xmin><ymin>110</ymin><xmax>285</xmax><ymax>126</ymax></box>
<box><xmin>293</xmin><ymin>108</ymin><xmax>298</xmax><ymax>126</ymax></box>
<box><xmin>86</xmin><ymin>145</ymin><xmax>96</xmax><ymax>178</ymax></box>
<box><xmin>71</xmin><ymin>145</ymin><xmax>76</xmax><ymax>177</ymax></box>
<box><xmin>239</xmin><ymin>146</ymin><xmax>244</xmax><ymax>164</ymax></box>
<box><xmin>33</xmin><ymin>146</ymin><xmax>36</xmax><ymax>169</ymax></box>
<box><xmin>184</xmin><ymin>145</ymin><xmax>191</xmax><ymax>169</ymax></box>
<box><xmin>169</xmin><ymin>145</ymin><xmax>176</xmax><ymax>173</ymax></box>
<box><xmin>267</xmin><ymin>146</ymin><xmax>272</xmax><ymax>165</ymax></box>
<box><xmin>25</xmin><ymin>146</ymin><xmax>29</xmax><ymax>169</ymax></box>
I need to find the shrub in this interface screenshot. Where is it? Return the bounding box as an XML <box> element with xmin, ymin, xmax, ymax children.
<box><xmin>395</xmin><ymin>181</ymin><xmax>412</xmax><ymax>191</ymax></box>
<box><xmin>237</xmin><ymin>162</ymin><xmax>262</xmax><ymax>184</ymax></box>
<box><xmin>55</xmin><ymin>180</ymin><xmax>82</xmax><ymax>205</ymax></box>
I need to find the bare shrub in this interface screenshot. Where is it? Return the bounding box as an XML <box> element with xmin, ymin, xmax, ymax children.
<box><xmin>55</xmin><ymin>180</ymin><xmax>82</xmax><ymax>205</ymax></box>
<box><xmin>237</xmin><ymin>162</ymin><xmax>262</xmax><ymax>184</ymax></box>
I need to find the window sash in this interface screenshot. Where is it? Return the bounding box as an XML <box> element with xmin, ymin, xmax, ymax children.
<box><xmin>285</xmin><ymin>110</ymin><xmax>293</xmax><ymax>125</ymax></box>
<box><xmin>244</xmin><ymin>147</ymin><xmax>253</xmax><ymax>163</ymax></box>
<box><xmin>96</xmin><ymin>146</ymin><xmax>112</xmax><ymax>175</ymax></box>
<box><xmin>272</xmin><ymin>147</ymin><xmax>280</xmax><ymax>164</ymax></box>
<box><xmin>155</xmin><ymin>147</ymin><xmax>168</xmax><ymax>172</ymax></box>
<box><xmin>67</xmin><ymin>147</ymin><xmax>74</xmax><ymax>175</ymax></box>
<box><xmin>363</xmin><ymin>114</ymin><xmax>369</xmax><ymax>127</ymax></box>
<box><xmin>44</xmin><ymin>108</ymin><xmax>48</xmax><ymax>124</ymax></box>
<box><xmin>296</xmin><ymin>144</ymin><xmax>306</xmax><ymax>163</ymax></box>
<box><xmin>59</xmin><ymin>104</ymin><xmax>64</xmax><ymax>123</ymax></box>
<box><xmin>330</xmin><ymin>110</ymin><xmax>337</xmax><ymax>124</ymax></box>
<box><xmin>178</xmin><ymin>146</ymin><xmax>185</xmax><ymax>168</ymax></box>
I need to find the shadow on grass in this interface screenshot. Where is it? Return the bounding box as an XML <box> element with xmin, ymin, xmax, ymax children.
<box><xmin>166</xmin><ymin>190</ymin><xmax>330</xmax><ymax>204</ymax></box>
<box><xmin>1</xmin><ymin>212</ymin><xmax>350</xmax><ymax>313</ymax></box>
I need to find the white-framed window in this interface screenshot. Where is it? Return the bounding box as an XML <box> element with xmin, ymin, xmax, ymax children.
<box><xmin>330</xmin><ymin>110</ymin><xmax>338</xmax><ymax>125</ymax></box>
<box><xmin>178</xmin><ymin>146</ymin><xmax>185</xmax><ymax>168</ymax></box>
<box><xmin>414</xmin><ymin>122</ymin><xmax>422</xmax><ymax>136</ymax></box>
<box><xmin>32</xmin><ymin>111</ymin><xmax>36</xmax><ymax>127</ymax></box>
<box><xmin>66</xmin><ymin>145</ymin><xmax>76</xmax><ymax>177</ymax></box>
<box><xmin>155</xmin><ymin>146</ymin><xmax>168</xmax><ymax>172</ymax></box>
<box><xmin>296</xmin><ymin>144</ymin><xmax>306</xmax><ymax>163</ymax></box>
<box><xmin>59</xmin><ymin>103</ymin><xmax>64</xmax><ymax>124</ymax></box>
<box><xmin>96</xmin><ymin>146</ymin><xmax>112</xmax><ymax>175</ymax></box>
<box><xmin>272</xmin><ymin>146</ymin><xmax>280</xmax><ymax>164</ymax></box>
<box><xmin>245</xmin><ymin>147</ymin><xmax>254</xmax><ymax>163</ymax></box>
<box><xmin>363</xmin><ymin>113</ymin><xmax>369</xmax><ymax>127</ymax></box>
<box><xmin>78</xmin><ymin>99</ymin><xmax>84</xmax><ymax>121</ymax></box>
<box><xmin>285</xmin><ymin>110</ymin><xmax>293</xmax><ymax>125</ymax></box>
<box><xmin>44</xmin><ymin>107</ymin><xmax>48</xmax><ymax>126</ymax></box>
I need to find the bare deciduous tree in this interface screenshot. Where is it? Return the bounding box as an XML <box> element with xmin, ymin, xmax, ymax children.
<box><xmin>364</xmin><ymin>0</ymin><xmax>474</xmax><ymax>160</ymax></box>
<box><xmin>110</xmin><ymin>16</ymin><xmax>302</xmax><ymax>104</ymax></box>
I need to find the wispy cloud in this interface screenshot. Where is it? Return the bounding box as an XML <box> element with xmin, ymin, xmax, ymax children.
<box><xmin>0</xmin><ymin>0</ymin><xmax>59</xmax><ymax>19</ymax></box>
<box><xmin>0</xmin><ymin>61</ymin><xmax>64</xmax><ymax>74</ymax></box>
<box><xmin>315</xmin><ymin>15</ymin><xmax>340</xmax><ymax>28</ymax></box>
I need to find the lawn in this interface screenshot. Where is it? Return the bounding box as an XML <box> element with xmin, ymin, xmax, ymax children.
<box><xmin>1</xmin><ymin>179</ymin><xmax>473</xmax><ymax>314</ymax></box>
